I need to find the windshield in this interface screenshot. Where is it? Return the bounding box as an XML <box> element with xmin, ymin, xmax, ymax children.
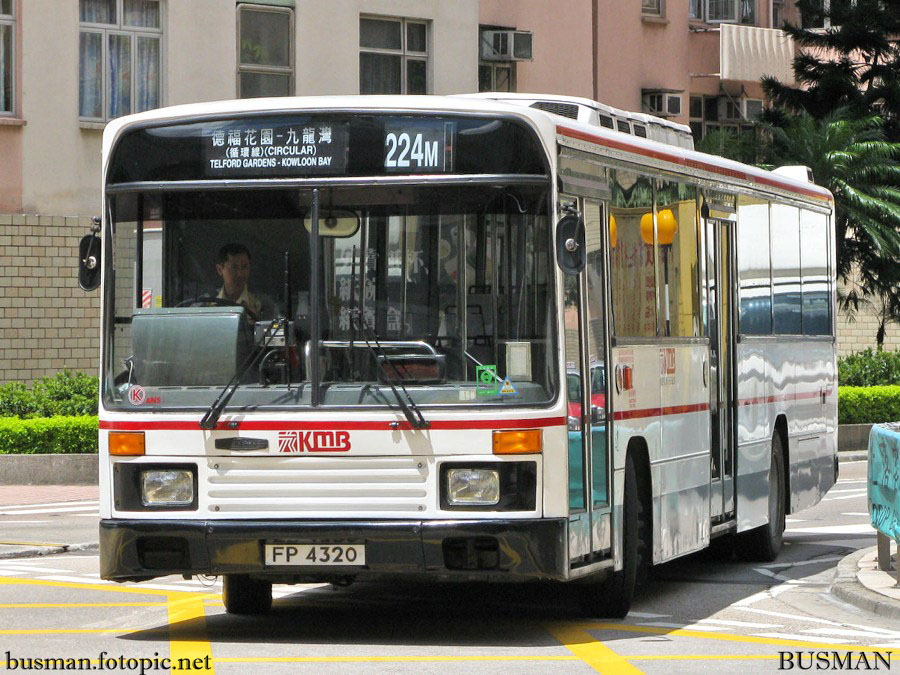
<box><xmin>104</xmin><ymin>183</ymin><xmax>557</xmax><ymax>411</ymax></box>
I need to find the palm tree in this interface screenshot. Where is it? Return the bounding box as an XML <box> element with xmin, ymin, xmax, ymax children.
<box><xmin>758</xmin><ymin>109</ymin><xmax>900</xmax><ymax>307</ymax></box>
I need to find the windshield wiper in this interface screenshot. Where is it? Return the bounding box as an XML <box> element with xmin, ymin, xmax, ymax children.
<box><xmin>350</xmin><ymin>309</ymin><xmax>429</xmax><ymax>430</ymax></box>
<box><xmin>199</xmin><ymin>316</ymin><xmax>285</xmax><ymax>430</ymax></box>
<box><xmin>348</xmin><ymin>243</ymin><xmax>428</xmax><ymax>430</ymax></box>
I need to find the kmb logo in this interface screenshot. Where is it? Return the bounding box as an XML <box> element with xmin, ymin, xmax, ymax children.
<box><xmin>278</xmin><ymin>430</ymin><xmax>352</xmax><ymax>453</ymax></box>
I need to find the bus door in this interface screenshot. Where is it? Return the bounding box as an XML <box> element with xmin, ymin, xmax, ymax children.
<box><xmin>705</xmin><ymin>217</ymin><xmax>736</xmax><ymax>520</ymax></box>
<box><xmin>563</xmin><ymin>196</ymin><xmax>611</xmax><ymax>563</ymax></box>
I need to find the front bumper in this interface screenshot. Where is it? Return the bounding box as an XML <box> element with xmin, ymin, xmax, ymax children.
<box><xmin>99</xmin><ymin>518</ymin><xmax>567</xmax><ymax>582</ymax></box>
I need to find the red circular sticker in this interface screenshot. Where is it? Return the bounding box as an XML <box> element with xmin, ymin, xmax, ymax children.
<box><xmin>128</xmin><ymin>385</ymin><xmax>146</xmax><ymax>405</ymax></box>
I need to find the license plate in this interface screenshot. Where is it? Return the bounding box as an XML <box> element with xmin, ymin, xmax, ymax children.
<box><xmin>264</xmin><ymin>543</ymin><xmax>366</xmax><ymax>566</ymax></box>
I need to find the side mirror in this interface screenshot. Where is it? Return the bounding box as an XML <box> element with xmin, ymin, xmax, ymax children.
<box><xmin>78</xmin><ymin>231</ymin><xmax>101</xmax><ymax>291</ymax></box>
<box><xmin>555</xmin><ymin>213</ymin><xmax>585</xmax><ymax>275</ymax></box>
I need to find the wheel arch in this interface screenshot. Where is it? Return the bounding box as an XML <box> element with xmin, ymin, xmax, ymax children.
<box><xmin>625</xmin><ymin>436</ymin><xmax>652</xmax><ymax>561</ymax></box>
<box><xmin>773</xmin><ymin>414</ymin><xmax>791</xmax><ymax>515</ymax></box>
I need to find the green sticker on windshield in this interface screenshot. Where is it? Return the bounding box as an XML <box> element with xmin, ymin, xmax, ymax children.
<box><xmin>476</xmin><ymin>365</ymin><xmax>498</xmax><ymax>396</ymax></box>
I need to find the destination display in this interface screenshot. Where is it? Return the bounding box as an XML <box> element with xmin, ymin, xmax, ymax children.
<box><xmin>205</xmin><ymin>121</ymin><xmax>349</xmax><ymax>176</ymax></box>
<box><xmin>106</xmin><ymin>114</ymin><xmax>548</xmax><ymax>183</ymax></box>
<box><xmin>383</xmin><ymin>120</ymin><xmax>452</xmax><ymax>173</ymax></box>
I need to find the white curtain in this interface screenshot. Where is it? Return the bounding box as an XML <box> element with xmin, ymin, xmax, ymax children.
<box><xmin>108</xmin><ymin>34</ymin><xmax>131</xmax><ymax>119</ymax></box>
<box><xmin>0</xmin><ymin>24</ymin><xmax>9</xmax><ymax>113</ymax></box>
<box><xmin>79</xmin><ymin>31</ymin><xmax>102</xmax><ymax>118</ymax></box>
<box><xmin>136</xmin><ymin>36</ymin><xmax>159</xmax><ymax>111</ymax></box>
<box><xmin>125</xmin><ymin>0</ymin><xmax>160</xmax><ymax>29</ymax></box>
<box><xmin>80</xmin><ymin>0</ymin><xmax>115</xmax><ymax>24</ymax></box>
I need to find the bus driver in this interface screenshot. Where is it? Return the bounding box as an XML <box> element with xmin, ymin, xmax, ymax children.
<box><xmin>215</xmin><ymin>242</ymin><xmax>275</xmax><ymax>320</ymax></box>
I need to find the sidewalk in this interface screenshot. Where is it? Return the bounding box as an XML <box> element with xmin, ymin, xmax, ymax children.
<box><xmin>833</xmin><ymin>546</ymin><xmax>900</xmax><ymax>622</ymax></box>
<box><xmin>0</xmin><ymin>484</ymin><xmax>98</xmax><ymax>506</ymax></box>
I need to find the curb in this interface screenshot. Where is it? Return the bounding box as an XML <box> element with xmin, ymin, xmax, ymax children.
<box><xmin>838</xmin><ymin>451</ymin><xmax>868</xmax><ymax>462</ymax></box>
<box><xmin>831</xmin><ymin>546</ymin><xmax>900</xmax><ymax>622</ymax></box>
<box><xmin>0</xmin><ymin>453</ymin><xmax>98</xmax><ymax>486</ymax></box>
<box><xmin>0</xmin><ymin>542</ymin><xmax>98</xmax><ymax>560</ymax></box>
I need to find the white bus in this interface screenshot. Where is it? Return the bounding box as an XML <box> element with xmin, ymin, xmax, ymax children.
<box><xmin>84</xmin><ymin>94</ymin><xmax>837</xmax><ymax>617</ymax></box>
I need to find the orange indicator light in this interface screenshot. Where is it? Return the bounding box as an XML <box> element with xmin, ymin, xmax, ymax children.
<box><xmin>492</xmin><ymin>429</ymin><xmax>542</xmax><ymax>455</ymax></box>
<box><xmin>109</xmin><ymin>431</ymin><xmax>145</xmax><ymax>456</ymax></box>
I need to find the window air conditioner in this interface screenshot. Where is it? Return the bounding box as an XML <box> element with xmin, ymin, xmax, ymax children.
<box><xmin>481</xmin><ymin>30</ymin><xmax>533</xmax><ymax>61</ymax></box>
<box><xmin>641</xmin><ymin>92</ymin><xmax>682</xmax><ymax>117</ymax></box>
<box><xmin>719</xmin><ymin>98</ymin><xmax>764</xmax><ymax>121</ymax></box>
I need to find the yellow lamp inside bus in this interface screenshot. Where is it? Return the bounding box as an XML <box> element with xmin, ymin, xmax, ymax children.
<box><xmin>492</xmin><ymin>429</ymin><xmax>542</xmax><ymax>455</ymax></box>
<box><xmin>109</xmin><ymin>431</ymin><xmax>145</xmax><ymax>456</ymax></box>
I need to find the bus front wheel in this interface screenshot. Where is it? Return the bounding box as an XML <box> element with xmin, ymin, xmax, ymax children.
<box><xmin>223</xmin><ymin>574</ymin><xmax>273</xmax><ymax>615</ymax></box>
<box><xmin>736</xmin><ymin>433</ymin><xmax>785</xmax><ymax>562</ymax></box>
<box><xmin>582</xmin><ymin>453</ymin><xmax>645</xmax><ymax>618</ymax></box>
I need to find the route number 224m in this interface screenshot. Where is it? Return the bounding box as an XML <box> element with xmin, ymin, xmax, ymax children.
<box><xmin>384</xmin><ymin>132</ymin><xmax>440</xmax><ymax>169</ymax></box>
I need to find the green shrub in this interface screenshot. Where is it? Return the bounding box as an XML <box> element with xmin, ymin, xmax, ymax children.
<box><xmin>0</xmin><ymin>370</ymin><xmax>98</xmax><ymax>418</ymax></box>
<box><xmin>0</xmin><ymin>382</ymin><xmax>35</xmax><ymax>418</ymax></box>
<box><xmin>838</xmin><ymin>349</ymin><xmax>900</xmax><ymax>387</ymax></box>
<box><xmin>839</xmin><ymin>386</ymin><xmax>900</xmax><ymax>424</ymax></box>
<box><xmin>0</xmin><ymin>416</ymin><xmax>98</xmax><ymax>454</ymax></box>
<box><xmin>30</xmin><ymin>370</ymin><xmax>99</xmax><ymax>417</ymax></box>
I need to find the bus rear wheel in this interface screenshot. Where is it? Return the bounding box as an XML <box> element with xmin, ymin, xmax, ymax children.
<box><xmin>736</xmin><ymin>432</ymin><xmax>785</xmax><ymax>562</ymax></box>
<box><xmin>223</xmin><ymin>574</ymin><xmax>273</xmax><ymax>615</ymax></box>
<box><xmin>582</xmin><ymin>453</ymin><xmax>646</xmax><ymax>618</ymax></box>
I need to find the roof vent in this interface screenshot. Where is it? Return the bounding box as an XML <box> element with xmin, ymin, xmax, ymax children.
<box><xmin>772</xmin><ymin>165</ymin><xmax>814</xmax><ymax>183</ymax></box>
<box><xmin>530</xmin><ymin>101</ymin><xmax>579</xmax><ymax>120</ymax></box>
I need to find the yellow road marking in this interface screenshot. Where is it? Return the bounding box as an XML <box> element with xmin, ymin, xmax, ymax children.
<box><xmin>587</xmin><ymin>622</ymin><xmax>900</xmax><ymax>652</ymax></box>
<box><xmin>0</xmin><ymin>602</ymin><xmax>166</xmax><ymax>608</ymax></box>
<box><xmin>0</xmin><ymin>541</ymin><xmax>65</xmax><ymax>547</ymax></box>
<box><xmin>546</xmin><ymin>623</ymin><xmax>643</xmax><ymax>674</ymax></box>
<box><xmin>0</xmin><ymin>628</ymin><xmax>143</xmax><ymax>634</ymax></box>
<box><xmin>215</xmin><ymin>656</ymin><xmax>579</xmax><ymax>662</ymax></box>
<box><xmin>628</xmin><ymin>655</ymin><xmax>777</xmax><ymax>660</ymax></box>
<box><xmin>167</xmin><ymin>593</ymin><xmax>215</xmax><ymax>674</ymax></box>
<box><xmin>0</xmin><ymin>575</ymin><xmax>171</xmax><ymax>596</ymax></box>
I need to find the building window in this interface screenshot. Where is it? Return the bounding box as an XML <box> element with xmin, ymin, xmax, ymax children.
<box><xmin>801</xmin><ymin>0</ymin><xmax>854</xmax><ymax>29</ymax></box>
<box><xmin>478</xmin><ymin>62</ymin><xmax>514</xmax><ymax>92</ymax></box>
<box><xmin>79</xmin><ymin>0</ymin><xmax>162</xmax><ymax>121</ymax></box>
<box><xmin>0</xmin><ymin>0</ymin><xmax>13</xmax><ymax>115</ymax></box>
<box><xmin>689</xmin><ymin>0</ymin><xmax>703</xmax><ymax>19</ymax></box>
<box><xmin>238</xmin><ymin>4</ymin><xmax>293</xmax><ymax>98</ymax></box>
<box><xmin>772</xmin><ymin>0</ymin><xmax>784</xmax><ymax>27</ymax></box>
<box><xmin>359</xmin><ymin>16</ymin><xmax>428</xmax><ymax>94</ymax></box>
<box><xmin>699</xmin><ymin>0</ymin><xmax>755</xmax><ymax>23</ymax></box>
<box><xmin>642</xmin><ymin>0</ymin><xmax>663</xmax><ymax>16</ymax></box>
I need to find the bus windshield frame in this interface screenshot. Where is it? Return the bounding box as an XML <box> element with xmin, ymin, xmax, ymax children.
<box><xmin>101</xmin><ymin>112</ymin><xmax>558</xmax><ymax>414</ymax></box>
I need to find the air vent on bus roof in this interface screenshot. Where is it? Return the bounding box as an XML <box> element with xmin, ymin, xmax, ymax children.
<box><xmin>599</xmin><ymin>115</ymin><xmax>614</xmax><ymax>129</ymax></box>
<box><xmin>616</xmin><ymin>120</ymin><xmax>631</xmax><ymax>134</ymax></box>
<box><xmin>530</xmin><ymin>101</ymin><xmax>580</xmax><ymax>120</ymax></box>
<box><xmin>633</xmin><ymin>124</ymin><xmax>647</xmax><ymax>138</ymax></box>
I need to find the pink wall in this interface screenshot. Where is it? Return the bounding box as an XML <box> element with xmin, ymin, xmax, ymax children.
<box><xmin>0</xmin><ymin>0</ymin><xmax>23</xmax><ymax>213</ymax></box>
<box><xmin>479</xmin><ymin>0</ymin><xmax>594</xmax><ymax>99</ymax></box>
<box><xmin>0</xmin><ymin>127</ymin><xmax>22</xmax><ymax>212</ymax></box>
<box><xmin>480</xmin><ymin>0</ymin><xmax>776</xmax><ymax>123</ymax></box>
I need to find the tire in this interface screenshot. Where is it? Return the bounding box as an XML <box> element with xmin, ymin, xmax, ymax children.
<box><xmin>223</xmin><ymin>574</ymin><xmax>273</xmax><ymax>615</ymax></box>
<box><xmin>736</xmin><ymin>432</ymin><xmax>785</xmax><ymax>562</ymax></box>
<box><xmin>582</xmin><ymin>453</ymin><xmax>646</xmax><ymax>618</ymax></box>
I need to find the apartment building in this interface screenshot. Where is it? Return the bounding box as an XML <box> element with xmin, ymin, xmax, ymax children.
<box><xmin>0</xmin><ymin>0</ymin><xmax>479</xmax><ymax>381</ymax></box>
<box><xmin>0</xmin><ymin>0</ymin><xmax>891</xmax><ymax>381</ymax></box>
<box><xmin>478</xmin><ymin>0</ymin><xmax>898</xmax><ymax>354</ymax></box>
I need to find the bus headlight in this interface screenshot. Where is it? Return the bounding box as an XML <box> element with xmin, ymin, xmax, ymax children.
<box><xmin>446</xmin><ymin>468</ymin><xmax>500</xmax><ymax>506</ymax></box>
<box><xmin>141</xmin><ymin>469</ymin><xmax>194</xmax><ymax>506</ymax></box>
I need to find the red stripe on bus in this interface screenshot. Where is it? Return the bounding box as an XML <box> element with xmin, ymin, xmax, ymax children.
<box><xmin>98</xmin><ymin>416</ymin><xmax>567</xmax><ymax>432</ymax></box>
<box><xmin>556</xmin><ymin>125</ymin><xmax>833</xmax><ymax>203</ymax></box>
<box><xmin>612</xmin><ymin>402</ymin><xmax>709</xmax><ymax>421</ymax></box>
<box><xmin>738</xmin><ymin>390</ymin><xmax>827</xmax><ymax>407</ymax></box>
